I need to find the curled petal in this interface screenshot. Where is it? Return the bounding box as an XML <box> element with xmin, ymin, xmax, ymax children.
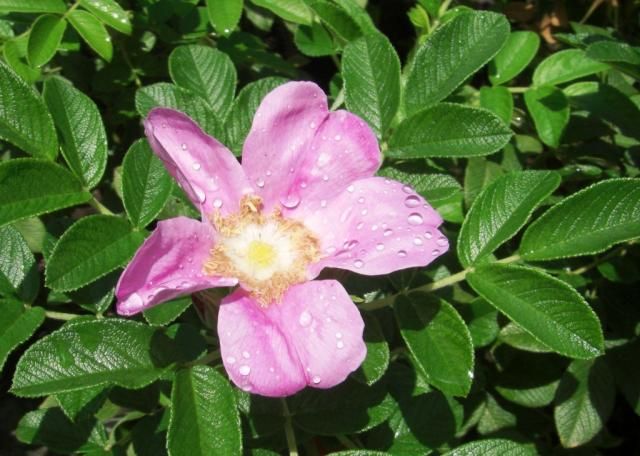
<box><xmin>218</xmin><ymin>280</ymin><xmax>366</xmax><ymax>396</ymax></box>
<box><xmin>241</xmin><ymin>82</ymin><xmax>328</xmax><ymax>211</ymax></box>
<box><xmin>145</xmin><ymin>108</ymin><xmax>251</xmax><ymax>217</ymax></box>
<box><xmin>300</xmin><ymin>177</ymin><xmax>448</xmax><ymax>277</ymax></box>
<box><xmin>116</xmin><ymin>217</ymin><xmax>236</xmax><ymax>316</ymax></box>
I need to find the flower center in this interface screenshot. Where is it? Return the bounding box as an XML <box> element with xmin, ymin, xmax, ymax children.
<box><xmin>203</xmin><ymin>194</ymin><xmax>321</xmax><ymax>306</ymax></box>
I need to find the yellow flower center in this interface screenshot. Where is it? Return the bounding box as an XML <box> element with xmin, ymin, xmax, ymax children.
<box><xmin>247</xmin><ymin>240</ymin><xmax>276</xmax><ymax>268</ymax></box>
<box><xmin>203</xmin><ymin>194</ymin><xmax>321</xmax><ymax>306</ymax></box>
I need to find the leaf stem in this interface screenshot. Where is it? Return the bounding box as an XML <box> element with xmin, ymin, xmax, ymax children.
<box><xmin>45</xmin><ymin>310</ymin><xmax>82</xmax><ymax>321</ymax></box>
<box><xmin>361</xmin><ymin>254</ymin><xmax>521</xmax><ymax>311</ymax></box>
<box><xmin>89</xmin><ymin>197</ymin><xmax>115</xmax><ymax>215</ymax></box>
<box><xmin>336</xmin><ymin>434</ymin><xmax>358</xmax><ymax>449</ymax></box>
<box><xmin>331</xmin><ymin>87</ymin><xmax>345</xmax><ymax>111</ymax></box>
<box><xmin>281</xmin><ymin>399</ymin><xmax>298</xmax><ymax>456</ymax></box>
<box><xmin>507</xmin><ymin>87</ymin><xmax>528</xmax><ymax>93</ymax></box>
<box><xmin>568</xmin><ymin>244</ymin><xmax>629</xmax><ymax>276</ymax></box>
<box><xmin>188</xmin><ymin>349</ymin><xmax>221</xmax><ymax>367</ymax></box>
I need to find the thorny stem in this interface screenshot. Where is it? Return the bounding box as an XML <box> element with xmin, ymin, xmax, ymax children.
<box><xmin>281</xmin><ymin>399</ymin><xmax>298</xmax><ymax>456</ymax></box>
<box><xmin>361</xmin><ymin>253</ymin><xmax>522</xmax><ymax>311</ymax></box>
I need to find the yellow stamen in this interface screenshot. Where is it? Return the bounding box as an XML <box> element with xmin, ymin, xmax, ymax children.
<box><xmin>247</xmin><ymin>240</ymin><xmax>276</xmax><ymax>268</ymax></box>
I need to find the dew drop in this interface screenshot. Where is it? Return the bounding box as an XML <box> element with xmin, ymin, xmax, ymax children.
<box><xmin>300</xmin><ymin>181</ymin><xmax>307</xmax><ymax>189</ymax></box>
<box><xmin>239</xmin><ymin>365</ymin><xmax>251</xmax><ymax>376</ymax></box>
<box><xmin>404</xmin><ymin>195</ymin><xmax>421</xmax><ymax>208</ymax></box>
<box><xmin>266</xmin><ymin>170</ymin><xmax>272</xmax><ymax>176</ymax></box>
<box><xmin>413</xmin><ymin>237</ymin><xmax>424</xmax><ymax>246</ymax></box>
<box><xmin>194</xmin><ymin>186</ymin><xmax>206</xmax><ymax>203</ymax></box>
<box><xmin>213</xmin><ymin>198</ymin><xmax>223</xmax><ymax>208</ymax></box>
<box><xmin>299</xmin><ymin>310</ymin><xmax>312</xmax><ymax>327</ymax></box>
<box><xmin>408</xmin><ymin>213</ymin><xmax>424</xmax><ymax>225</ymax></box>
<box><xmin>322</xmin><ymin>174</ymin><xmax>329</xmax><ymax>182</ymax></box>
<box><xmin>317</xmin><ymin>153</ymin><xmax>330</xmax><ymax>167</ymax></box>
<box><xmin>309</xmin><ymin>121</ymin><xmax>316</xmax><ymax>129</ymax></box>
<box><xmin>180</xmin><ymin>143</ymin><xmax>187</xmax><ymax>150</ymax></box>
<box><xmin>397</xmin><ymin>250</ymin><xmax>408</xmax><ymax>257</ymax></box>
<box><xmin>334</xmin><ymin>134</ymin><xmax>342</xmax><ymax>141</ymax></box>
<box><xmin>356</xmin><ymin>222</ymin><xmax>364</xmax><ymax>230</ymax></box>
<box><xmin>347</xmin><ymin>185</ymin><xmax>355</xmax><ymax>193</ymax></box>
<box><xmin>336</xmin><ymin>332</ymin><xmax>343</xmax><ymax>339</ymax></box>
<box><xmin>320</xmin><ymin>199</ymin><xmax>327</xmax><ymax>208</ymax></box>
<box><xmin>354</xmin><ymin>259</ymin><xmax>364</xmax><ymax>269</ymax></box>
<box><xmin>269</xmin><ymin>367</ymin><xmax>275</xmax><ymax>373</ymax></box>
<box><xmin>339</xmin><ymin>207</ymin><xmax>352</xmax><ymax>223</ymax></box>
<box><xmin>312</xmin><ymin>376</ymin><xmax>321</xmax><ymax>384</ymax></box>
<box><xmin>343</xmin><ymin>239</ymin><xmax>359</xmax><ymax>250</ymax></box>
<box><xmin>357</xmin><ymin>197</ymin><xmax>365</xmax><ymax>204</ymax></box>
<box><xmin>336</xmin><ymin>340</ymin><xmax>345</xmax><ymax>349</ymax></box>
<box><xmin>383</xmin><ymin>228</ymin><xmax>393</xmax><ymax>237</ymax></box>
<box><xmin>242</xmin><ymin>351</ymin><xmax>251</xmax><ymax>359</ymax></box>
<box><xmin>436</xmin><ymin>236</ymin><xmax>448</xmax><ymax>246</ymax></box>
<box><xmin>424</xmin><ymin>230</ymin><xmax>433</xmax><ymax>239</ymax></box>
<box><xmin>280</xmin><ymin>193</ymin><xmax>300</xmax><ymax>209</ymax></box>
<box><xmin>432</xmin><ymin>249</ymin><xmax>441</xmax><ymax>256</ymax></box>
<box><xmin>226</xmin><ymin>356</ymin><xmax>236</xmax><ymax>365</ymax></box>
<box><xmin>192</xmin><ymin>162</ymin><xmax>201</xmax><ymax>171</ymax></box>
<box><xmin>376</xmin><ymin>243</ymin><xmax>385</xmax><ymax>251</ymax></box>
<box><xmin>256</xmin><ymin>178</ymin><xmax>265</xmax><ymax>188</ymax></box>
<box><xmin>402</xmin><ymin>185</ymin><xmax>413</xmax><ymax>194</ymax></box>
<box><xmin>361</xmin><ymin>209</ymin><xmax>368</xmax><ymax>216</ymax></box>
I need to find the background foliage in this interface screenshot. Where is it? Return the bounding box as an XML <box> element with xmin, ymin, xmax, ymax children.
<box><xmin>1</xmin><ymin>0</ymin><xmax>640</xmax><ymax>454</ymax></box>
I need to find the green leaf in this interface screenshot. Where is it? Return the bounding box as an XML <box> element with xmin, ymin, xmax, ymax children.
<box><xmin>206</xmin><ymin>0</ymin><xmax>243</xmax><ymax>35</ymax></box>
<box><xmin>554</xmin><ymin>359</ymin><xmax>615</xmax><ymax>448</ymax></box>
<box><xmin>27</xmin><ymin>14</ymin><xmax>67</xmax><ymax>67</ymax></box>
<box><xmin>43</xmin><ymin>77</ymin><xmax>108</xmax><ymax>189</ymax></box>
<box><xmin>586</xmin><ymin>41</ymin><xmax>640</xmax><ymax>78</ymax></box>
<box><xmin>0</xmin><ymin>300</ymin><xmax>45</xmax><ymax>371</ymax></box>
<box><xmin>343</xmin><ymin>33</ymin><xmax>401</xmax><ymax>138</ymax></box>
<box><xmin>45</xmin><ymin>215</ymin><xmax>146</xmax><ymax>292</ymax></box>
<box><xmin>79</xmin><ymin>0</ymin><xmax>132</xmax><ymax>35</ymax></box>
<box><xmin>0</xmin><ymin>159</ymin><xmax>91</xmax><ymax>228</ymax></box>
<box><xmin>524</xmin><ymin>85</ymin><xmax>570</xmax><ymax>148</ymax></box>
<box><xmin>520</xmin><ymin>179</ymin><xmax>640</xmax><ymax>261</ymax></box>
<box><xmin>333</xmin><ymin>0</ymin><xmax>377</xmax><ymax>34</ymax></box>
<box><xmin>294</xmin><ymin>22</ymin><xmax>335</xmax><ymax>57</ymax></box>
<box><xmin>144</xmin><ymin>297</ymin><xmax>192</xmax><ymax>326</ymax></box>
<box><xmin>479</xmin><ymin>86</ymin><xmax>513</xmax><ymax>125</ymax></box>
<box><xmin>251</xmin><ymin>0</ymin><xmax>312</xmax><ymax>25</ymax></box>
<box><xmin>292</xmin><ymin>378</ymin><xmax>395</xmax><ymax>435</ymax></box>
<box><xmin>135</xmin><ymin>82</ymin><xmax>220</xmax><ymax>139</ymax></box>
<box><xmin>498</xmin><ymin>323</ymin><xmax>551</xmax><ymax>353</ymax></box>
<box><xmin>405</xmin><ymin>11</ymin><xmax>510</xmax><ymax>114</ymax></box>
<box><xmin>0</xmin><ymin>225</ymin><xmax>39</xmax><ymax>302</ymax></box>
<box><xmin>466</xmin><ymin>264</ymin><xmax>604</xmax><ymax>359</ymax></box>
<box><xmin>122</xmin><ymin>139</ymin><xmax>173</xmax><ymax>228</ymax></box>
<box><xmin>56</xmin><ymin>385</ymin><xmax>110</xmax><ymax>422</ymax></box>
<box><xmin>224</xmin><ymin>77</ymin><xmax>287</xmax><ymax>154</ymax></box>
<box><xmin>489</xmin><ymin>31</ymin><xmax>540</xmax><ymax>85</ymax></box>
<box><xmin>607</xmin><ymin>339</ymin><xmax>640</xmax><ymax>415</ymax></box>
<box><xmin>67</xmin><ymin>10</ymin><xmax>113</xmax><ymax>61</ymax></box>
<box><xmin>11</xmin><ymin>319</ymin><xmax>175</xmax><ymax>396</ymax></box>
<box><xmin>458</xmin><ymin>170</ymin><xmax>561</xmax><ymax>267</ymax></box>
<box><xmin>564</xmin><ymin>82</ymin><xmax>640</xmax><ymax>140</ymax></box>
<box><xmin>387</xmin><ymin>103</ymin><xmax>512</xmax><ymax>158</ymax></box>
<box><xmin>532</xmin><ymin>49</ymin><xmax>609</xmax><ymax>87</ymax></box>
<box><xmin>459</xmin><ymin>298</ymin><xmax>499</xmax><ymax>348</ymax></box>
<box><xmin>168</xmin><ymin>366</ymin><xmax>242</xmax><ymax>456</ymax></box>
<box><xmin>463</xmin><ymin>157</ymin><xmax>504</xmax><ymax>206</ymax></box>
<box><xmin>16</xmin><ymin>408</ymin><xmax>107</xmax><ymax>453</ymax></box>
<box><xmin>0</xmin><ymin>0</ymin><xmax>65</xmax><ymax>13</ymax></box>
<box><xmin>395</xmin><ymin>293</ymin><xmax>474</xmax><ymax>396</ymax></box>
<box><xmin>0</xmin><ymin>60</ymin><xmax>58</xmax><ymax>159</ymax></box>
<box><xmin>3</xmin><ymin>36</ymin><xmax>41</xmax><ymax>83</ymax></box>
<box><xmin>311</xmin><ymin>2</ymin><xmax>361</xmax><ymax>42</ymax></box>
<box><xmin>444</xmin><ymin>438</ymin><xmax>537</xmax><ymax>456</ymax></box>
<box><xmin>168</xmin><ymin>45</ymin><xmax>237</xmax><ymax>118</ymax></box>
<box><xmin>353</xmin><ymin>313</ymin><xmax>389</xmax><ymax>386</ymax></box>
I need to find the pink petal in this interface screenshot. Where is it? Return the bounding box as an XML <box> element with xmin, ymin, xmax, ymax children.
<box><xmin>300</xmin><ymin>177</ymin><xmax>448</xmax><ymax>277</ymax></box>
<box><xmin>241</xmin><ymin>82</ymin><xmax>328</xmax><ymax>211</ymax></box>
<box><xmin>218</xmin><ymin>280</ymin><xmax>366</xmax><ymax>396</ymax></box>
<box><xmin>145</xmin><ymin>108</ymin><xmax>252</xmax><ymax>217</ymax></box>
<box><xmin>218</xmin><ymin>289</ymin><xmax>307</xmax><ymax>397</ymax></box>
<box><xmin>116</xmin><ymin>217</ymin><xmax>237</xmax><ymax>316</ymax></box>
<box><xmin>286</xmin><ymin>110</ymin><xmax>381</xmax><ymax>212</ymax></box>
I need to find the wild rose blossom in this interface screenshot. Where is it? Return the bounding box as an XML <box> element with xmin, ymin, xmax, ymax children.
<box><xmin>116</xmin><ymin>82</ymin><xmax>448</xmax><ymax>397</ymax></box>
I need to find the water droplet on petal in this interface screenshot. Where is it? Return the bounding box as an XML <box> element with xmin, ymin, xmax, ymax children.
<box><xmin>424</xmin><ymin>230</ymin><xmax>433</xmax><ymax>239</ymax></box>
<box><xmin>436</xmin><ymin>236</ymin><xmax>448</xmax><ymax>246</ymax></box>
<box><xmin>280</xmin><ymin>193</ymin><xmax>300</xmax><ymax>209</ymax></box>
<box><xmin>383</xmin><ymin>228</ymin><xmax>393</xmax><ymax>237</ymax></box>
<box><xmin>266</xmin><ymin>170</ymin><xmax>272</xmax><ymax>176</ymax></box>
<box><xmin>336</xmin><ymin>340</ymin><xmax>345</xmax><ymax>349</ymax></box>
<box><xmin>299</xmin><ymin>310</ymin><xmax>312</xmax><ymax>327</ymax></box>
<box><xmin>192</xmin><ymin>162</ymin><xmax>201</xmax><ymax>171</ymax></box>
<box><xmin>347</xmin><ymin>185</ymin><xmax>355</xmax><ymax>193</ymax></box>
<box><xmin>239</xmin><ymin>365</ymin><xmax>251</xmax><ymax>376</ymax></box>
<box><xmin>343</xmin><ymin>240</ymin><xmax>358</xmax><ymax>250</ymax></box>
<box><xmin>357</xmin><ymin>197</ymin><xmax>365</xmax><ymax>204</ymax></box>
<box><xmin>312</xmin><ymin>376</ymin><xmax>321</xmax><ymax>384</ymax></box>
<box><xmin>408</xmin><ymin>213</ymin><xmax>423</xmax><ymax>225</ymax></box>
<box><xmin>354</xmin><ymin>259</ymin><xmax>364</xmax><ymax>268</ymax></box>
<box><xmin>309</xmin><ymin>121</ymin><xmax>316</xmax><ymax>129</ymax></box>
<box><xmin>413</xmin><ymin>237</ymin><xmax>424</xmax><ymax>246</ymax></box>
<box><xmin>193</xmin><ymin>186</ymin><xmax>206</xmax><ymax>203</ymax></box>
<box><xmin>404</xmin><ymin>195</ymin><xmax>421</xmax><ymax>208</ymax></box>
<box><xmin>213</xmin><ymin>198</ymin><xmax>223</xmax><ymax>208</ymax></box>
<box><xmin>402</xmin><ymin>185</ymin><xmax>413</xmax><ymax>194</ymax></box>
<box><xmin>320</xmin><ymin>199</ymin><xmax>327</xmax><ymax>208</ymax></box>
<box><xmin>334</xmin><ymin>134</ymin><xmax>341</xmax><ymax>141</ymax></box>
<box><xmin>336</xmin><ymin>332</ymin><xmax>343</xmax><ymax>339</ymax></box>
<box><xmin>226</xmin><ymin>356</ymin><xmax>236</xmax><ymax>364</ymax></box>
<box><xmin>242</xmin><ymin>351</ymin><xmax>250</xmax><ymax>359</ymax></box>
<box><xmin>256</xmin><ymin>178</ymin><xmax>265</xmax><ymax>188</ymax></box>
<box><xmin>300</xmin><ymin>181</ymin><xmax>307</xmax><ymax>189</ymax></box>
<box><xmin>339</xmin><ymin>207</ymin><xmax>352</xmax><ymax>223</ymax></box>
<box><xmin>356</xmin><ymin>222</ymin><xmax>364</xmax><ymax>230</ymax></box>
<box><xmin>181</xmin><ymin>143</ymin><xmax>187</xmax><ymax>150</ymax></box>
<box><xmin>361</xmin><ymin>209</ymin><xmax>368</xmax><ymax>216</ymax></box>
<box><xmin>432</xmin><ymin>249</ymin><xmax>441</xmax><ymax>256</ymax></box>
<box><xmin>397</xmin><ymin>250</ymin><xmax>408</xmax><ymax>257</ymax></box>
<box><xmin>376</xmin><ymin>243</ymin><xmax>385</xmax><ymax>251</ymax></box>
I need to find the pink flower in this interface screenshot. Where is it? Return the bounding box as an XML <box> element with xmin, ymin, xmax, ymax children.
<box><xmin>116</xmin><ymin>82</ymin><xmax>448</xmax><ymax>396</ymax></box>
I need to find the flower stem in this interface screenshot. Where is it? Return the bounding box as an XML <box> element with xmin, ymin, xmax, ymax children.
<box><xmin>281</xmin><ymin>399</ymin><xmax>298</xmax><ymax>456</ymax></box>
<box><xmin>361</xmin><ymin>253</ymin><xmax>521</xmax><ymax>311</ymax></box>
